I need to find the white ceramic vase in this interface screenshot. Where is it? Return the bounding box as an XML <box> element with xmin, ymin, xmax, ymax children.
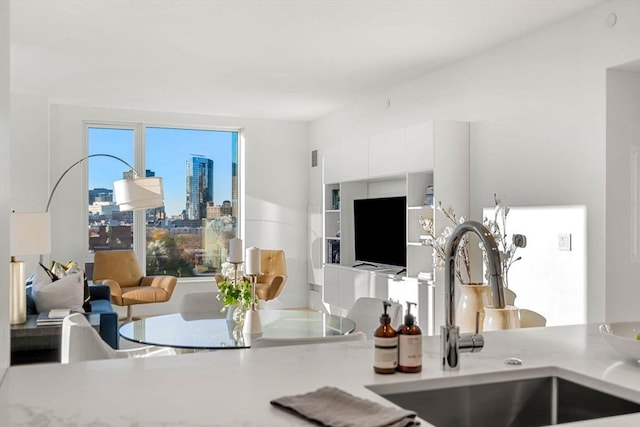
<box><xmin>483</xmin><ymin>305</ymin><xmax>521</xmax><ymax>331</ymax></box>
<box><xmin>456</xmin><ymin>283</ymin><xmax>491</xmax><ymax>333</ymax></box>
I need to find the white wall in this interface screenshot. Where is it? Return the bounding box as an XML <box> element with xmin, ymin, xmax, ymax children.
<box><xmin>483</xmin><ymin>205</ymin><xmax>587</xmax><ymax>327</ymax></box>
<box><xmin>10</xmin><ymin>102</ymin><xmax>310</xmax><ymax>309</ymax></box>
<box><xmin>309</xmin><ymin>0</ymin><xmax>640</xmax><ymax>324</ymax></box>
<box><xmin>1</xmin><ymin>0</ymin><xmax>11</xmax><ymax>369</ymax></box>
<box><xmin>606</xmin><ymin>67</ymin><xmax>640</xmax><ymax>322</ymax></box>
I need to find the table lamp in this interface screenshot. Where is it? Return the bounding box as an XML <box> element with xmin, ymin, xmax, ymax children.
<box><xmin>10</xmin><ymin>212</ymin><xmax>52</xmax><ymax>324</ymax></box>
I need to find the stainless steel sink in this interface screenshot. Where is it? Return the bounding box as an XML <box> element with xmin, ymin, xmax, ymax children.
<box><xmin>367</xmin><ymin>368</ymin><xmax>640</xmax><ymax>427</ymax></box>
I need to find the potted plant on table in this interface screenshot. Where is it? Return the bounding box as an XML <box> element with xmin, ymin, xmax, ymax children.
<box><xmin>216</xmin><ymin>262</ymin><xmax>255</xmax><ymax>323</ymax></box>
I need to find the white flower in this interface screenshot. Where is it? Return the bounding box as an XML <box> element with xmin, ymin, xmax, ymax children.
<box><xmin>421</xmin><ymin>203</ymin><xmax>472</xmax><ymax>284</ymax></box>
<box><xmin>481</xmin><ymin>194</ymin><xmax>526</xmax><ymax>288</ymax></box>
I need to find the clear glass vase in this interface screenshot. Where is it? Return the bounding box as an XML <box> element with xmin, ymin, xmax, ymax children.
<box><xmin>232</xmin><ymin>303</ymin><xmax>247</xmax><ymax>326</ymax></box>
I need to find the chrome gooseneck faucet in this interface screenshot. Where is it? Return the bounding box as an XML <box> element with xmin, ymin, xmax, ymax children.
<box><xmin>441</xmin><ymin>220</ymin><xmax>506</xmax><ymax>370</ymax></box>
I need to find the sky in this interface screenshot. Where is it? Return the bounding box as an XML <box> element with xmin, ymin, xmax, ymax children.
<box><xmin>88</xmin><ymin>126</ymin><xmax>236</xmax><ymax>216</ymax></box>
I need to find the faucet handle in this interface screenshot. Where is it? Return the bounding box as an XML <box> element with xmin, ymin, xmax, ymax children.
<box><xmin>459</xmin><ymin>332</ymin><xmax>484</xmax><ymax>353</ymax></box>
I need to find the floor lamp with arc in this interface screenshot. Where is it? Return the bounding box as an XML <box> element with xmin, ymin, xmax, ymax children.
<box><xmin>10</xmin><ymin>154</ymin><xmax>165</xmax><ymax>324</ymax></box>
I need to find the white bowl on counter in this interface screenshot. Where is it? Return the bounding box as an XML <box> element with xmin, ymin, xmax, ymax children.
<box><xmin>599</xmin><ymin>321</ymin><xmax>640</xmax><ymax>362</ymax></box>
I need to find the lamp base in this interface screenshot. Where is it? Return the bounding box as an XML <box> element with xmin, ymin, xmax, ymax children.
<box><xmin>10</xmin><ymin>257</ymin><xmax>27</xmax><ymax>325</ymax></box>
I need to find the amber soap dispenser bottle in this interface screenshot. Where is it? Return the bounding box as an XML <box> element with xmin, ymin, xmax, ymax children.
<box><xmin>397</xmin><ymin>301</ymin><xmax>422</xmax><ymax>373</ymax></box>
<box><xmin>373</xmin><ymin>301</ymin><xmax>398</xmax><ymax>374</ymax></box>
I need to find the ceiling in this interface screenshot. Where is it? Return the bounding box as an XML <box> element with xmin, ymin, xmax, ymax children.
<box><xmin>10</xmin><ymin>0</ymin><xmax>605</xmax><ymax>122</ymax></box>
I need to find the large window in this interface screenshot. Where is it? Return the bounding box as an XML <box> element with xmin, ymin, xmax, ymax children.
<box><xmin>87</xmin><ymin>125</ymin><xmax>240</xmax><ymax>278</ymax></box>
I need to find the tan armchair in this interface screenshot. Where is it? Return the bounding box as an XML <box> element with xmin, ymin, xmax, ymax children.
<box><xmin>93</xmin><ymin>250</ymin><xmax>177</xmax><ymax>320</ymax></box>
<box><xmin>253</xmin><ymin>249</ymin><xmax>287</xmax><ymax>301</ymax></box>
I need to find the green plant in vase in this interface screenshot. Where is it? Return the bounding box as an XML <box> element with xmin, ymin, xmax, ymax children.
<box><xmin>216</xmin><ymin>262</ymin><xmax>257</xmax><ymax>322</ymax></box>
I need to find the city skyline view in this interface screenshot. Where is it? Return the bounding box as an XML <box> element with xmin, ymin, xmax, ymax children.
<box><xmin>88</xmin><ymin>127</ymin><xmax>237</xmax><ymax>216</ymax></box>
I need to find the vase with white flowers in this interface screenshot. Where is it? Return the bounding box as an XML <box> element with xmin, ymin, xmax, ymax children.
<box><xmin>420</xmin><ymin>201</ymin><xmax>472</xmax><ymax>285</ymax></box>
<box><xmin>481</xmin><ymin>194</ymin><xmax>527</xmax><ymax>290</ymax></box>
<box><xmin>419</xmin><ymin>202</ymin><xmax>488</xmax><ymax>333</ymax></box>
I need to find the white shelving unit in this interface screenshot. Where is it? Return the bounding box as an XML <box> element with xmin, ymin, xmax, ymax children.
<box><xmin>321</xmin><ymin>120</ymin><xmax>469</xmax><ymax>333</ymax></box>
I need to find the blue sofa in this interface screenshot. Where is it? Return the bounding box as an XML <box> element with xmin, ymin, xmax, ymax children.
<box><xmin>26</xmin><ymin>285</ymin><xmax>119</xmax><ymax>349</ymax></box>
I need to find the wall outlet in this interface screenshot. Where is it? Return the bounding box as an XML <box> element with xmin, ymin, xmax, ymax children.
<box><xmin>558</xmin><ymin>233</ymin><xmax>572</xmax><ymax>251</ymax></box>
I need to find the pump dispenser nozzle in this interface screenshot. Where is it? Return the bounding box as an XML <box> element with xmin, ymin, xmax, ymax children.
<box><xmin>380</xmin><ymin>301</ymin><xmax>391</xmax><ymax>325</ymax></box>
<box><xmin>404</xmin><ymin>301</ymin><xmax>417</xmax><ymax>326</ymax></box>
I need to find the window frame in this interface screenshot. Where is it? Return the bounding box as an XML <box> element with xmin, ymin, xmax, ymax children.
<box><xmin>83</xmin><ymin>121</ymin><xmax>243</xmax><ymax>281</ymax></box>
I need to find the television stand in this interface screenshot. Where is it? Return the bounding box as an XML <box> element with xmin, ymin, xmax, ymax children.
<box><xmin>352</xmin><ymin>262</ymin><xmax>378</xmax><ymax>269</ymax></box>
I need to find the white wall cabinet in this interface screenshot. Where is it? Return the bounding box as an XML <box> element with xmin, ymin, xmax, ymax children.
<box><xmin>321</xmin><ymin>120</ymin><xmax>469</xmax><ymax>334</ymax></box>
<box><xmin>339</xmin><ymin>138</ymin><xmax>369</xmax><ymax>182</ymax></box>
<box><xmin>369</xmin><ymin>128</ymin><xmax>406</xmax><ymax>177</ymax></box>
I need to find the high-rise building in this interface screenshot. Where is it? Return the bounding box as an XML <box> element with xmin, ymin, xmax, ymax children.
<box><xmin>186</xmin><ymin>156</ymin><xmax>214</xmax><ymax>220</ymax></box>
<box><xmin>231</xmin><ymin>133</ymin><xmax>238</xmax><ymax>218</ymax></box>
<box><xmin>89</xmin><ymin>188</ymin><xmax>113</xmax><ymax>204</ymax></box>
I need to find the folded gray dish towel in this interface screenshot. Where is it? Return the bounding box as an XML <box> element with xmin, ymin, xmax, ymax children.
<box><xmin>271</xmin><ymin>386</ymin><xmax>418</xmax><ymax>427</ymax></box>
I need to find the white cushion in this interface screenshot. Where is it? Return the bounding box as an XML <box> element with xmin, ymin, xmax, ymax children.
<box><xmin>33</xmin><ymin>272</ymin><xmax>85</xmax><ymax>313</ymax></box>
<box><xmin>31</xmin><ymin>264</ymin><xmax>53</xmax><ymax>288</ymax></box>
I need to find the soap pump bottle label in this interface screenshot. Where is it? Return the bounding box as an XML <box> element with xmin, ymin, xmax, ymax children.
<box><xmin>398</xmin><ymin>335</ymin><xmax>422</xmax><ymax>368</ymax></box>
<box><xmin>374</xmin><ymin>336</ymin><xmax>398</xmax><ymax>371</ymax></box>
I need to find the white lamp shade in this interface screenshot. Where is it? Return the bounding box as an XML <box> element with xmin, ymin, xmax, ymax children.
<box><xmin>10</xmin><ymin>212</ymin><xmax>52</xmax><ymax>255</ymax></box>
<box><xmin>114</xmin><ymin>177</ymin><xmax>164</xmax><ymax>211</ymax></box>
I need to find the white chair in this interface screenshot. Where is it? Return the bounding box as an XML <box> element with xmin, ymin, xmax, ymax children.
<box><xmin>346</xmin><ymin>297</ymin><xmax>403</xmax><ymax>337</ymax></box>
<box><xmin>61</xmin><ymin>313</ymin><xmax>176</xmax><ymax>363</ymax></box>
<box><xmin>180</xmin><ymin>291</ymin><xmax>226</xmax><ymax>321</ymax></box>
<box><xmin>519</xmin><ymin>308</ymin><xmax>547</xmax><ymax>328</ymax></box>
<box><xmin>250</xmin><ymin>331</ymin><xmax>367</xmax><ymax>348</ymax></box>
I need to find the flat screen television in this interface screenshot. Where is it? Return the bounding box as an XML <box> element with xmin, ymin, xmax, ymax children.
<box><xmin>353</xmin><ymin>196</ymin><xmax>406</xmax><ymax>268</ymax></box>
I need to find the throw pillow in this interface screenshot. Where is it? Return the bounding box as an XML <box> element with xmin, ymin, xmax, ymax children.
<box><xmin>32</xmin><ymin>271</ymin><xmax>85</xmax><ymax>314</ymax></box>
<box><xmin>49</xmin><ymin>260</ymin><xmax>92</xmax><ymax>312</ymax></box>
<box><xmin>33</xmin><ymin>263</ymin><xmax>54</xmax><ymax>287</ymax></box>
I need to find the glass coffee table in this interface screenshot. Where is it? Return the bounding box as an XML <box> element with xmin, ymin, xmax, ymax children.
<box><xmin>119</xmin><ymin>309</ymin><xmax>356</xmax><ymax>350</ymax></box>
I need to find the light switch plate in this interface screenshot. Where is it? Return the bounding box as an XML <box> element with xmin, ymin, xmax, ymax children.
<box><xmin>558</xmin><ymin>233</ymin><xmax>572</xmax><ymax>251</ymax></box>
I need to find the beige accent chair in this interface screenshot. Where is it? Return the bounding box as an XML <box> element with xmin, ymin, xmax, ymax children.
<box><xmin>519</xmin><ymin>308</ymin><xmax>547</xmax><ymax>328</ymax></box>
<box><xmin>253</xmin><ymin>249</ymin><xmax>287</xmax><ymax>301</ymax></box>
<box><xmin>93</xmin><ymin>250</ymin><xmax>177</xmax><ymax>320</ymax></box>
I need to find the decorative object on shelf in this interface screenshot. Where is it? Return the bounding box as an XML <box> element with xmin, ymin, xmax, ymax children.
<box><xmin>418</xmin><ymin>215</ymin><xmax>434</xmax><ymax>237</ymax></box>
<box><xmin>331</xmin><ymin>189</ymin><xmax>340</xmax><ymax>210</ymax></box>
<box><xmin>327</xmin><ymin>239</ymin><xmax>340</xmax><ymax>264</ymax></box>
<box><xmin>9</xmin><ymin>212</ymin><xmax>52</xmax><ymax>325</ymax></box>
<box><xmin>424</xmin><ymin>184</ymin><xmax>434</xmax><ymax>206</ymax></box>
<box><xmin>419</xmin><ymin>202</ymin><xmax>471</xmax><ymax>285</ymax></box>
<box><xmin>481</xmin><ymin>194</ymin><xmax>527</xmax><ymax>289</ymax></box>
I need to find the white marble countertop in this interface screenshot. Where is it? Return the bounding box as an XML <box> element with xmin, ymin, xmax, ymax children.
<box><xmin>1</xmin><ymin>323</ymin><xmax>640</xmax><ymax>426</ymax></box>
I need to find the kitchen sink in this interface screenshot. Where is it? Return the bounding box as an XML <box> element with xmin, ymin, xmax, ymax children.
<box><xmin>367</xmin><ymin>368</ymin><xmax>640</xmax><ymax>427</ymax></box>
